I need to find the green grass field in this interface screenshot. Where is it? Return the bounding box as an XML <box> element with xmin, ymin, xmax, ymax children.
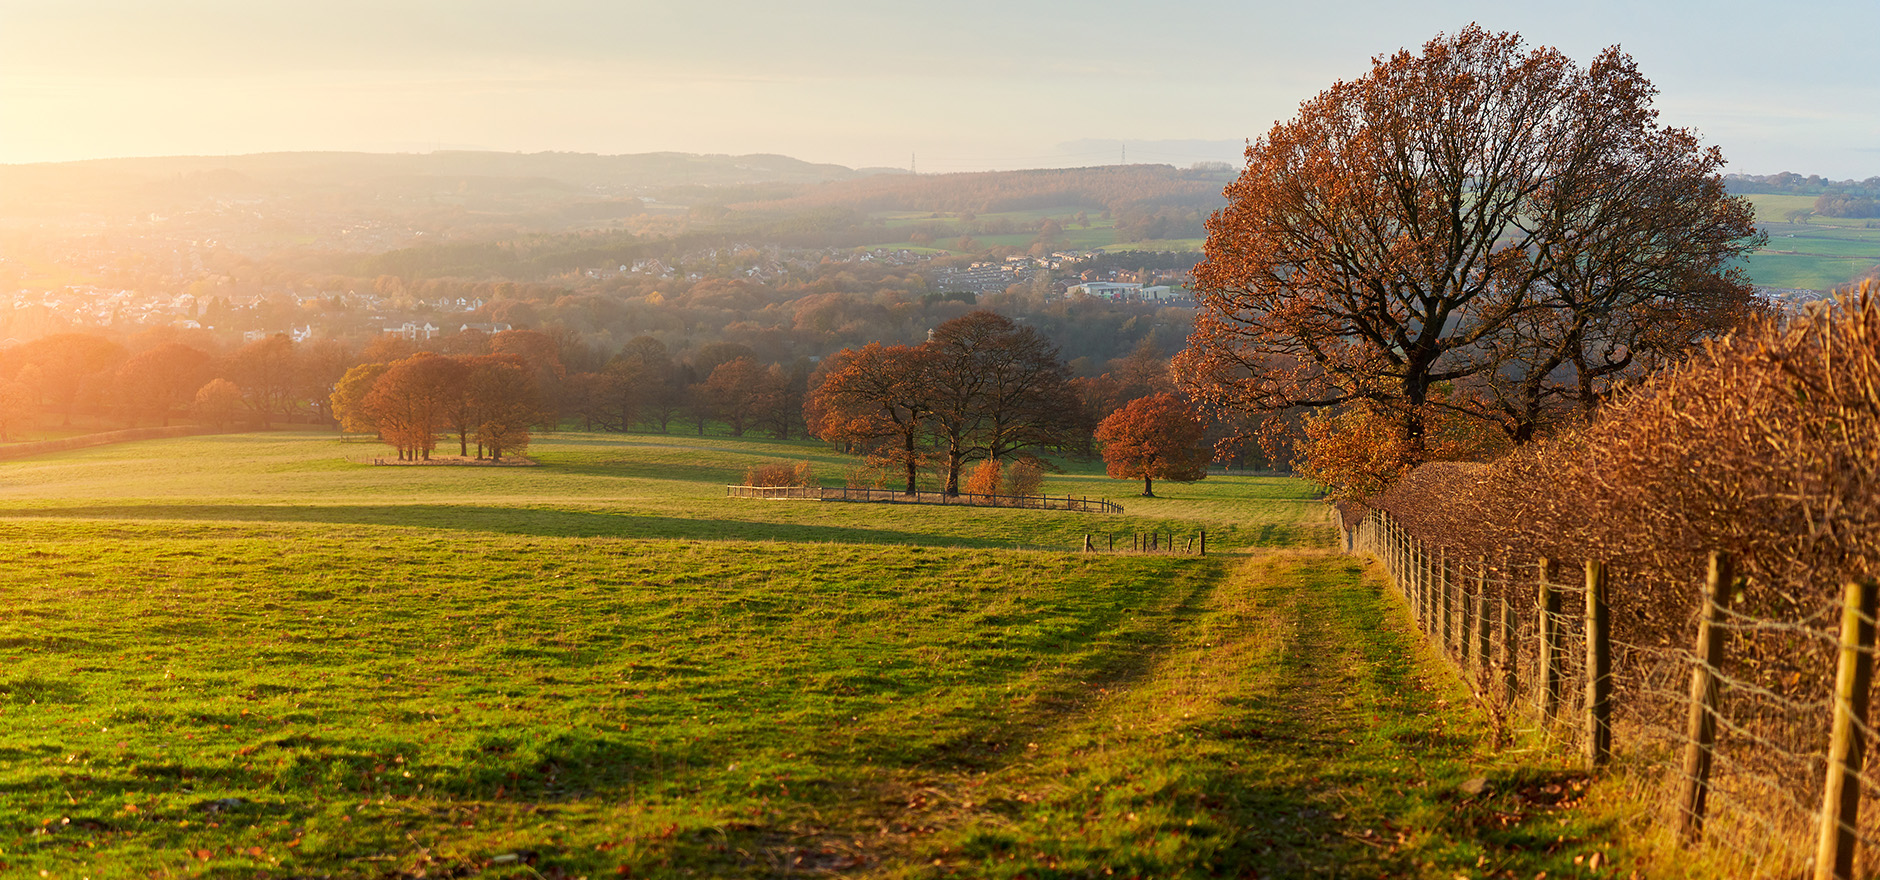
<box><xmin>1741</xmin><ymin>193</ymin><xmax>1880</xmax><ymax>290</ymax></box>
<box><xmin>864</xmin><ymin>194</ymin><xmax>1880</xmax><ymax>289</ymax></box>
<box><xmin>867</xmin><ymin>207</ymin><xmax>1126</xmax><ymax>255</ymax></box>
<box><xmin>0</xmin><ymin>431</ymin><xmax>1631</xmax><ymax>878</ymax></box>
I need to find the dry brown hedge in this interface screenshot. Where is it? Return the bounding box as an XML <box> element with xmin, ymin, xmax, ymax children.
<box><xmin>1349</xmin><ymin>282</ymin><xmax>1880</xmax><ymax>873</ymax></box>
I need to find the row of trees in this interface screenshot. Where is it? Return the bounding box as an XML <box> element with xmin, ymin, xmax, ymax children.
<box><xmin>806</xmin><ymin>311</ymin><xmax>1082</xmax><ymax>495</ymax></box>
<box><xmin>805</xmin><ymin>310</ymin><xmax>1215</xmax><ymax>496</ymax></box>
<box><xmin>1</xmin><ymin>301</ymin><xmax>1222</xmax><ymax>491</ymax></box>
<box><xmin>0</xmin><ymin>331</ymin><xmax>352</xmax><ymax>437</ymax></box>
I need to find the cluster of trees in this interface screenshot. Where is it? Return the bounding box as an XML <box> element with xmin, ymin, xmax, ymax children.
<box><xmin>0</xmin><ymin>307</ymin><xmax>1220</xmax><ymax>495</ymax></box>
<box><xmin>331</xmin><ymin>353</ymin><xmax>543</xmax><ymax>460</ymax></box>
<box><xmin>1178</xmin><ymin>27</ymin><xmax>1766</xmax><ymax>499</ymax></box>
<box><xmin>805</xmin><ymin>311</ymin><xmax>1082</xmax><ymax>495</ymax></box>
<box><xmin>806</xmin><ymin>310</ymin><xmax>1215</xmax><ymax>496</ymax></box>
<box><xmin>1814</xmin><ymin>193</ymin><xmax>1880</xmax><ymax>219</ymax></box>
<box><xmin>0</xmin><ymin>331</ymin><xmax>353</xmax><ymax>438</ymax></box>
<box><xmin>1111</xmin><ymin>205</ymin><xmax>1208</xmax><ymax>243</ymax></box>
<box><xmin>1727</xmin><ymin>172</ymin><xmax>1880</xmax><ymax>197</ymax></box>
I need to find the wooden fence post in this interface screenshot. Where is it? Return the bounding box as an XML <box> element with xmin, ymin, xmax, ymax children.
<box><xmin>1814</xmin><ymin>578</ymin><xmax>1879</xmax><ymax>880</ymax></box>
<box><xmin>1474</xmin><ymin>557</ymin><xmax>1491</xmax><ymax>672</ymax></box>
<box><xmin>1500</xmin><ymin>569</ymin><xmax>1518</xmax><ymax>709</ymax></box>
<box><xmin>1391</xmin><ymin>518</ymin><xmax>1402</xmax><ymax>592</ymax></box>
<box><xmin>1387</xmin><ymin>518</ymin><xmax>1398</xmax><ymax>586</ymax></box>
<box><xmin>1451</xmin><ymin>552</ymin><xmax>1466</xmax><ymax>661</ymax></box>
<box><xmin>1585</xmin><ymin>559</ymin><xmax>1612</xmax><ymax>769</ymax></box>
<box><xmin>1677</xmin><ymin>551</ymin><xmax>1737</xmax><ymax>844</ymax></box>
<box><xmin>1199</xmin><ymin>530</ymin><xmax>1206</xmax><ymax>557</ymax></box>
<box><xmin>1441</xmin><ymin>546</ymin><xmax>1455</xmax><ymax>652</ymax></box>
<box><xmin>1538</xmin><ymin>557</ymin><xmax>1563</xmax><ymax>723</ymax></box>
<box><xmin>1385</xmin><ymin>517</ymin><xmax>1396</xmax><ymax>584</ymax></box>
<box><xmin>1084</xmin><ymin>534</ymin><xmax>1094</xmax><ymax>553</ymax></box>
<box><xmin>1401</xmin><ymin>522</ymin><xmax>1411</xmax><ymax>604</ymax></box>
<box><xmin>1413</xmin><ymin>537</ymin><xmax>1428</xmax><ymax>631</ymax></box>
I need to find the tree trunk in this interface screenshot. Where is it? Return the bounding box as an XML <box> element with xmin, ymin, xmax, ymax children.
<box><xmin>1142</xmin><ymin>475</ymin><xmax>1155</xmax><ymax>497</ymax></box>
<box><xmin>903</xmin><ymin>431</ymin><xmax>919</xmax><ymax>494</ymax></box>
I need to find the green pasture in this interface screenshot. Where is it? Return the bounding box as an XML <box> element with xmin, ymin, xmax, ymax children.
<box><xmin>868</xmin><ymin>207</ymin><xmax>1125</xmax><ymax>254</ymax></box>
<box><xmin>1743</xmin><ymin>193</ymin><xmax>1819</xmax><ymax>220</ymax></box>
<box><xmin>1100</xmin><ymin>238</ymin><xmax>1205</xmax><ymax>253</ymax></box>
<box><xmin>1746</xmin><ymin>221</ymin><xmax>1880</xmax><ymax>290</ymax></box>
<box><xmin>0</xmin><ymin>431</ymin><xmax>1629</xmax><ymax>877</ymax></box>
<box><xmin>0</xmin><ymin>432</ymin><xmax>1324</xmax><ymax>553</ymax></box>
<box><xmin>1741</xmin><ymin>194</ymin><xmax>1880</xmax><ymax>290</ymax></box>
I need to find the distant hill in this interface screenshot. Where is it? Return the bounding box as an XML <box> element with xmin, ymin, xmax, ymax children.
<box><xmin>0</xmin><ymin>150</ymin><xmax>871</xmax><ymax>220</ymax></box>
<box><xmin>728</xmin><ymin>164</ymin><xmax>1232</xmax><ymax>216</ymax></box>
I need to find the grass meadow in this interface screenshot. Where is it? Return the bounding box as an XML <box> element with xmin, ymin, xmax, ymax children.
<box><xmin>0</xmin><ymin>431</ymin><xmax>1627</xmax><ymax>878</ymax></box>
<box><xmin>1741</xmin><ymin>193</ymin><xmax>1880</xmax><ymax>290</ymax></box>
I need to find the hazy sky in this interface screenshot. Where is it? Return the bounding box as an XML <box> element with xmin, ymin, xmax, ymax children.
<box><xmin>3</xmin><ymin>0</ymin><xmax>1876</xmax><ymax>177</ymax></box>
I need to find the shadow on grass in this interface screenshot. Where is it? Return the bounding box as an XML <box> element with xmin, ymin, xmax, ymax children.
<box><xmin>0</xmin><ymin>503</ymin><xmax>1027</xmax><ymax>548</ymax></box>
<box><xmin>885</xmin><ymin>555</ymin><xmax>1626</xmax><ymax>879</ymax></box>
<box><xmin>872</xmin><ymin>559</ymin><xmax>1227</xmax><ymax>776</ymax></box>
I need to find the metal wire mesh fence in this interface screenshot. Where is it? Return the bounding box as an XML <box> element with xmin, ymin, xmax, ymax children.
<box><xmin>1349</xmin><ymin>509</ymin><xmax>1878</xmax><ymax>879</ymax></box>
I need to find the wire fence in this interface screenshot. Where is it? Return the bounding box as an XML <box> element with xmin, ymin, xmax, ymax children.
<box><xmin>1348</xmin><ymin>509</ymin><xmax>1879</xmax><ymax>879</ymax></box>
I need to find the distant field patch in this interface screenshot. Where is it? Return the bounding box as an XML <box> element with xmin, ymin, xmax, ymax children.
<box><xmin>1738</xmin><ymin>194</ymin><xmax>1880</xmax><ymax>289</ymax></box>
<box><xmin>1102</xmin><ymin>237</ymin><xmax>1205</xmax><ymax>253</ymax></box>
<box><xmin>1747</xmin><ymin>220</ymin><xmax>1880</xmax><ymax>289</ymax></box>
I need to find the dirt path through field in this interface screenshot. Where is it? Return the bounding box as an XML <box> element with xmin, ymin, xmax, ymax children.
<box><xmin>850</xmin><ymin>551</ymin><xmax>1622</xmax><ymax>878</ymax></box>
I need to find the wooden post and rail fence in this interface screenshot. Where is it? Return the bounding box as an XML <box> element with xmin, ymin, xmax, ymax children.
<box><xmin>726</xmin><ymin>484</ymin><xmax>1125</xmax><ymax>513</ymax></box>
<box><xmin>728</xmin><ymin>485</ymin><xmax>1209</xmax><ymax>556</ymax></box>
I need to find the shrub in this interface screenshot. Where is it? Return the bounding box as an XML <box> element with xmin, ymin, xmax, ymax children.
<box><xmin>843</xmin><ymin>465</ymin><xmax>885</xmax><ymax>489</ymax></box>
<box><xmin>964</xmin><ymin>459</ymin><xmax>1003</xmax><ymax>495</ymax></box>
<box><xmin>744</xmin><ymin>461</ymin><xmax>814</xmax><ymax>488</ymax></box>
<box><xmin>1004</xmin><ymin>458</ymin><xmax>1044</xmax><ymax>496</ymax></box>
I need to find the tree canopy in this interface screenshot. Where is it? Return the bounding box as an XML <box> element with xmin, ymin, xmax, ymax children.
<box><xmin>1094</xmin><ymin>393</ymin><xmax>1210</xmax><ymax>497</ymax></box>
<box><xmin>1176</xmin><ymin>26</ymin><xmax>1763</xmax><ymax>482</ymax></box>
<box><xmin>806</xmin><ymin>310</ymin><xmax>1081</xmax><ymax>495</ymax></box>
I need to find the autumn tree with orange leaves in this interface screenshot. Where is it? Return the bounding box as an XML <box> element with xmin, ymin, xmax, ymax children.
<box><xmin>363</xmin><ymin>353</ymin><xmax>463</xmax><ymax>461</ymax></box>
<box><xmin>1176</xmin><ymin>26</ymin><xmax>1763</xmax><ymax>487</ymax></box>
<box><xmin>804</xmin><ymin>343</ymin><xmax>934</xmax><ymax>494</ymax></box>
<box><xmin>1094</xmin><ymin>393</ymin><xmax>1210</xmax><ymax>497</ymax></box>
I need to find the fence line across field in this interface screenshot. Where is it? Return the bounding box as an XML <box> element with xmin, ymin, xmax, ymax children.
<box><xmin>725</xmin><ymin>484</ymin><xmax>1125</xmax><ymax>514</ymax></box>
<box><xmin>1347</xmin><ymin>508</ymin><xmax>1880</xmax><ymax>879</ymax></box>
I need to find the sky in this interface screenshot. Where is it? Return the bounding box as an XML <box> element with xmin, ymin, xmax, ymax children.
<box><xmin>2</xmin><ymin>0</ymin><xmax>1876</xmax><ymax>178</ymax></box>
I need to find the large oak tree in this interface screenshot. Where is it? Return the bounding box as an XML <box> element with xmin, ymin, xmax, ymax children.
<box><xmin>924</xmin><ymin>311</ymin><xmax>1080</xmax><ymax>494</ymax></box>
<box><xmin>804</xmin><ymin>343</ymin><xmax>935</xmax><ymax>494</ymax></box>
<box><xmin>1176</xmin><ymin>26</ymin><xmax>1763</xmax><ymax>466</ymax></box>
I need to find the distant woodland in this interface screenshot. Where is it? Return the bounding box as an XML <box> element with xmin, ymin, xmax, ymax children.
<box><xmin>1728</xmin><ymin>172</ymin><xmax>1880</xmax><ymax>217</ymax></box>
<box><xmin>0</xmin><ymin>151</ymin><xmax>1245</xmax><ymax>464</ymax></box>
